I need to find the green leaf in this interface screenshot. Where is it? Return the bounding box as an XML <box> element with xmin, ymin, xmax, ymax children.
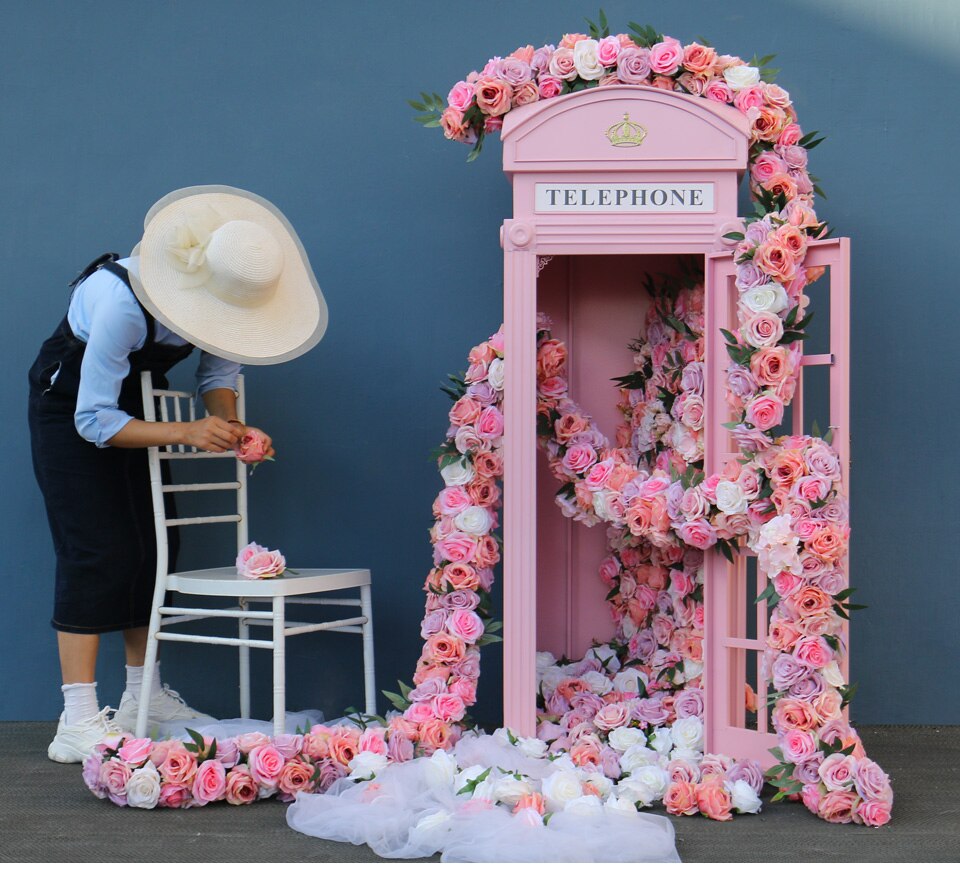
<box><xmin>185</xmin><ymin>727</ymin><xmax>206</xmax><ymax>751</ymax></box>
<box><xmin>723</xmin><ymin>231</ymin><xmax>745</xmax><ymax>241</ymax></box>
<box><xmin>382</xmin><ymin>690</ymin><xmax>408</xmax><ymax>711</ymax></box>
<box><xmin>478</xmin><ymin>632</ymin><xmax>503</xmax><ymax>646</ymax></box>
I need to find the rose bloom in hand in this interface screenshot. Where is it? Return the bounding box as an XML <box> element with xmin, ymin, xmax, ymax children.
<box><xmin>235</xmin><ymin>427</ymin><xmax>274</xmax><ymax>467</ymax></box>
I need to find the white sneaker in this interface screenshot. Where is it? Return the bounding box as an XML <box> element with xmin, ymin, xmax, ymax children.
<box><xmin>114</xmin><ymin>684</ymin><xmax>211</xmax><ymax>732</ymax></box>
<box><xmin>48</xmin><ymin>707</ymin><xmax>118</xmax><ymax>764</ymax></box>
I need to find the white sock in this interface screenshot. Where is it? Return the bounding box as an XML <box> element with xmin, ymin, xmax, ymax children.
<box><xmin>125</xmin><ymin>661</ymin><xmax>162</xmax><ymax>699</ymax></box>
<box><xmin>62</xmin><ymin>681</ymin><xmax>99</xmax><ymax>726</ymax></box>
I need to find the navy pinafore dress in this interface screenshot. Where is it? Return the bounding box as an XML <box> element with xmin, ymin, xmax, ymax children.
<box><xmin>28</xmin><ymin>254</ymin><xmax>194</xmax><ymax>634</ymax></box>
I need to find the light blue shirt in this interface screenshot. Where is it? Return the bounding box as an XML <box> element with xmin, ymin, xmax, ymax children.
<box><xmin>67</xmin><ymin>258</ymin><xmax>241</xmax><ymax>447</ymax></box>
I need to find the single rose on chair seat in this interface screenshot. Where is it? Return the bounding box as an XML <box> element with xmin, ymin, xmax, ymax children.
<box><xmin>236</xmin><ymin>542</ymin><xmax>287</xmax><ymax>579</ymax></box>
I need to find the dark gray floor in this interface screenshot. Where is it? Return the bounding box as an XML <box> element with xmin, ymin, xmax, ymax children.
<box><xmin>0</xmin><ymin>723</ymin><xmax>956</xmax><ymax>863</ymax></box>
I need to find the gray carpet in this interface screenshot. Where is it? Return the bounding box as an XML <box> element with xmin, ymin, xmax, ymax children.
<box><xmin>0</xmin><ymin>723</ymin><xmax>955</xmax><ymax>863</ymax></box>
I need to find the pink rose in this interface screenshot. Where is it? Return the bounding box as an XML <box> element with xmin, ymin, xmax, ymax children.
<box><xmin>432</xmin><ymin>693</ymin><xmax>467</xmax><ymax>722</ymax></box>
<box><xmin>225</xmin><ymin>765</ymin><xmax>258</xmax><ymax>805</ymax></box>
<box><xmin>855</xmin><ymin>799</ymin><xmax>892</xmax><ymax>827</ymax></box>
<box><xmin>593</xmin><ymin>702</ymin><xmax>628</xmax><ymax>731</ymax></box>
<box><xmin>192</xmin><ymin>759</ymin><xmax>227</xmax><ymax>805</ymax></box>
<box><xmin>548</xmin><ymin>47</ymin><xmax>577</xmax><ymax>80</ymax></box>
<box><xmin>695</xmin><ymin>778</ymin><xmax>733</xmax><ymax>821</ymax></box>
<box><xmin>649</xmin><ymin>38</ymin><xmax>683</xmax><ymax>75</ymax></box>
<box><xmin>158</xmin><ymin>782</ymin><xmax>192</xmax><ymax>809</ymax></box>
<box><xmin>118</xmin><ymin>736</ymin><xmax>153</xmax><ymax>767</ymax></box>
<box><xmin>475</xmin><ymin>406</ymin><xmax>504</xmax><ymax>440</ymax></box>
<box><xmin>447</xmin><ymin>80</ymin><xmax>475</xmax><ymax>112</ymax></box>
<box><xmin>782</xmin><ymin>729</ymin><xmax>818</xmax><ymax>764</ymax></box>
<box><xmin>617</xmin><ymin>47</ymin><xmax>652</xmax><ymax>83</ymax></box>
<box><xmin>561</xmin><ymin>444</ymin><xmax>598</xmax><ymax>475</ymax></box>
<box><xmin>538</xmin><ymin>75</ymin><xmax>564</xmax><ymax>99</ymax></box>
<box><xmin>678</xmin><ymin>519</ymin><xmax>717</xmax><ymax>550</ymax></box>
<box><xmin>665</xmin><ymin>781</ymin><xmax>699</xmax><ymax>815</ymax></box>
<box><xmin>435</xmin><ymin>533</ymin><xmax>478</xmax><ymax>564</ymax></box>
<box><xmin>235</xmin><ymin>731</ymin><xmax>270</xmax><ymax>754</ymax></box>
<box><xmin>745</xmin><ymin>393</ymin><xmax>785</xmax><ymax>431</ymax></box>
<box><xmin>100</xmin><ymin>758</ymin><xmax>132</xmax><ymax>801</ymax></box>
<box><xmin>387</xmin><ymin>731</ymin><xmax>414</xmax><ymax>763</ymax></box>
<box><xmin>705</xmin><ymin>79</ymin><xmax>733</xmax><ymax>103</ymax></box>
<box><xmin>236</xmin><ymin>542</ymin><xmax>286</xmax><ymax>579</ymax></box>
<box><xmin>596</xmin><ymin>35</ymin><xmax>621</xmax><ymax>66</ymax></box>
<box><xmin>273</xmin><ymin>733</ymin><xmax>304</xmax><ymax>759</ymax></box>
<box><xmin>359</xmin><ymin>728</ymin><xmax>388</xmax><ymax>756</ymax></box>
<box><xmin>445</xmin><ymin>608</ymin><xmax>485</xmax><ymax>644</ymax></box>
<box><xmin>248</xmin><ymin>743</ymin><xmax>285</xmax><ymax>789</ymax></box>
<box><xmin>235</xmin><ymin>427</ymin><xmax>270</xmax><ymax>464</ymax></box>
<box><xmin>742</xmin><ymin>312</ymin><xmax>784</xmax><ymax>349</ymax></box>
<box><xmin>818</xmin><ymin>753</ymin><xmax>858</xmax><ymax>791</ymax></box>
<box><xmin>818</xmin><ymin>789</ymin><xmax>859</xmax><ymax>824</ymax></box>
<box><xmin>794</xmin><ymin>635</ymin><xmax>834</xmax><ymax>669</ymax></box>
<box><xmin>854</xmin><ymin>758</ymin><xmax>893</xmax><ymax>803</ymax></box>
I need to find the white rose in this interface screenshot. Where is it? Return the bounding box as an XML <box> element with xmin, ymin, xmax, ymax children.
<box><xmin>454</xmin><ymin>506</ymin><xmax>492</xmax><ymax>536</ymax></box>
<box><xmin>605</xmin><ymin>793</ymin><xmax>640</xmax><ymax>817</ymax></box>
<box><xmin>424</xmin><ymin>749</ymin><xmax>458</xmax><ymax>789</ymax></box>
<box><xmin>617</xmin><ymin>766</ymin><xmax>668</xmax><ymax>807</ymax></box>
<box><xmin>412</xmin><ymin>809</ymin><xmax>453</xmax><ymax>834</ymax></box>
<box><xmin>730</xmin><ymin>779</ymin><xmax>762</xmax><ymax>814</ymax></box>
<box><xmin>580</xmin><ymin>670</ymin><xmax>613</xmax><ymax>696</ymax></box>
<box><xmin>453</xmin><ymin>764</ymin><xmax>489</xmax><ymax>795</ymax></box>
<box><xmin>487</xmin><ymin>358</ymin><xmax>505</xmax><ymax>391</ymax></box>
<box><xmin>125</xmin><ymin>762</ymin><xmax>161</xmax><ymax>809</ymax></box>
<box><xmin>348</xmin><ymin>750</ymin><xmax>389</xmax><ymax>781</ymax></box>
<box><xmin>612</xmin><ymin>667</ymin><xmax>646</xmax><ymax>695</ymax></box>
<box><xmin>581</xmin><ymin>771</ymin><xmax>613</xmax><ymax>799</ymax></box>
<box><xmin>572</xmin><ymin>38</ymin><xmax>604</xmax><ymax>80</ymax></box>
<box><xmin>492</xmin><ymin>774</ymin><xmax>534</xmax><ymax>806</ymax></box>
<box><xmin>541</xmin><ymin>769</ymin><xmax>583</xmax><ymax>812</ymax></box>
<box><xmin>723</xmin><ymin>64</ymin><xmax>760</xmax><ymax>90</ymax></box>
<box><xmin>492</xmin><ymin>726</ymin><xmax>513</xmax><ymax>747</ymax></box>
<box><xmin>821</xmin><ymin>661</ymin><xmax>845</xmax><ymax>687</ymax></box>
<box><xmin>608</xmin><ymin>726</ymin><xmax>646</xmax><ymax>753</ymax></box>
<box><xmin>550</xmin><ymin>753</ymin><xmax>576</xmax><ymax>772</ymax></box>
<box><xmin>683</xmin><ymin>658</ymin><xmax>704</xmax><ymax>682</ymax></box>
<box><xmin>564</xmin><ymin>794</ymin><xmax>603</xmax><ymax>817</ymax></box>
<box><xmin>649</xmin><ymin>726</ymin><xmax>674</xmax><ymax>756</ymax></box>
<box><xmin>671</xmin><ymin>716</ymin><xmax>705</xmax><ymax>752</ymax></box>
<box><xmin>588</xmin><ymin>644</ymin><xmax>620</xmax><ymax>672</ymax></box>
<box><xmin>715</xmin><ymin>480</ymin><xmax>748</xmax><ymax>515</ymax></box>
<box><xmin>592</xmin><ymin>489</ymin><xmax>620</xmax><ymax>523</ymax></box>
<box><xmin>670</xmin><ymin>746</ymin><xmax>703</xmax><ymax>767</ymax></box>
<box><xmin>741</xmin><ymin>282</ymin><xmax>788</xmax><ymax>314</ymax></box>
<box><xmin>440</xmin><ymin>457</ymin><xmax>475</xmax><ymax>487</ymax></box>
<box><xmin>536</xmin><ymin>651</ymin><xmax>557</xmax><ymax>674</ymax></box>
<box><xmin>620</xmin><ymin>743</ymin><xmax>659</xmax><ymax>774</ymax></box>
<box><xmin>516</xmin><ymin>736</ymin><xmax>548</xmax><ymax>759</ymax></box>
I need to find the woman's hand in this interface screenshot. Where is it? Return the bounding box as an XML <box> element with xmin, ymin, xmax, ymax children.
<box><xmin>181</xmin><ymin>416</ymin><xmax>246</xmax><ymax>453</ymax></box>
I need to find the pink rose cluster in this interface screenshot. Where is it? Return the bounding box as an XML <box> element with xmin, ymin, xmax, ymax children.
<box><xmin>236</xmin><ymin>542</ymin><xmax>287</xmax><ymax>579</ymax></box>
<box><xmin>83</xmin><ymin>722</ymin><xmax>407</xmax><ymax>810</ymax></box>
<box><xmin>392</xmin><ymin>329</ymin><xmax>506</xmax><ymax>751</ymax></box>
<box><xmin>434</xmin><ymin>26</ymin><xmax>798</xmax><ymax>153</ymax></box>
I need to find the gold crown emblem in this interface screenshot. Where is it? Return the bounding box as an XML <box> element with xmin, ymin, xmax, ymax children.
<box><xmin>605</xmin><ymin>113</ymin><xmax>647</xmax><ymax>147</ymax></box>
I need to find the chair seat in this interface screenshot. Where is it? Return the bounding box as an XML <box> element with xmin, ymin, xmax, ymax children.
<box><xmin>167</xmin><ymin>567</ymin><xmax>371</xmax><ymax>597</ymax></box>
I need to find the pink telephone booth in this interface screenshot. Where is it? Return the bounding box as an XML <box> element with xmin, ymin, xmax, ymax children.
<box><xmin>498</xmin><ymin>86</ymin><xmax>850</xmax><ymax>766</ymax></box>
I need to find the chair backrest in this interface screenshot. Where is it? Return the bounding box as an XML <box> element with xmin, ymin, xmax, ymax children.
<box><xmin>141</xmin><ymin>371</ymin><xmax>249</xmax><ymax>578</ymax></box>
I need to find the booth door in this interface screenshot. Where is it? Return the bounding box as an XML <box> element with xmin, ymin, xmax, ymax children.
<box><xmin>702</xmin><ymin>238</ymin><xmax>851</xmax><ymax>764</ymax></box>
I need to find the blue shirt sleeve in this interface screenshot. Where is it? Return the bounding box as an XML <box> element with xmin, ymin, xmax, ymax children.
<box><xmin>71</xmin><ymin>271</ymin><xmax>147</xmax><ymax>447</ymax></box>
<box><xmin>196</xmin><ymin>352</ymin><xmax>242</xmax><ymax>398</ymax></box>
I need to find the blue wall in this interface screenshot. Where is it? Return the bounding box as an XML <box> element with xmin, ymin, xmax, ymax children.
<box><xmin>2</xmin><ymin>0</ymin><xmax>957</xmax><ymax>725</ymax></box>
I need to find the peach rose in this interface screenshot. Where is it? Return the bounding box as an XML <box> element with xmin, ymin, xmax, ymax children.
<box><xmin>326</xmin><ymin>734</ymin><xmax>359</xmax><ymax>770</ymax></box>
<box><xmin>695</xmin><ymin>778</ymin><xmax>733</xmax><ymax>821</ymax></box>
<box><xmin>248</xmin><ymin>743</ymin><xmax>285</xmax><ymax>789</ymax></box>
<box><xmin>818</xmin><ymin>789</ymin><xmax>858</xmax><ymax>824</ymax></box>
<box><xmin>773</xmin><ymin>697</ymin><xmax>819</xmax><ymax>732</ymax></box>
<box><xmin>418</xmin><ymin>718</ymin><xmax>454</xmax><ymax>752</ymax></box>
<box><xmin>474</xmin><ymin>77</ymin><xmax>513</xmax><ymax>116</ymax></box>
<box><xmin>753</xmin><ymin>240</ymin><xmax>797</xmax><ymax>284</ymax></box>
<box><xmin>664</xmin><ymin>780</ymin><xmax>699</xmax><ymax>815</ymax></box>
<box><xmin>158</xmin><ymin>746</ymin><xmax>197</xmax><ymax>785</ymax></box>
<box><xmin>682</xmin><ymin>42</ymin><xmax>717</xmax><ymax>74</ymax></box>
<box><xmin>278</xmin><ymin>759</ymin><xmax>316</xmax><ymax>796</ymax></box>
<box><xmin>157</xmin><ymin>781</ymin><xmax>191</xmax><ymax>808</ymax></box>
<box><xmin>806</xmin><ymin>526</ymin><xmax>848</xmax><ymax>563</ymax></box>
<box><xmin>745</xmin><ymin>393</ymin><xmax>785</xmax><ymax>431</ymax></box>
<box><xmin>750</xmin><ymin>346</ymin><xmax>790</xmax><ymax>386</ymax></box>
<box><xmin>514</xmin><ymin>792</ymin><xmax>546</xmax><ymax>816</ymax></box>
<box><xmin>425</xmin><ymin>632</ymin><xmax>467</xmax><ymax>665</ymax></box>
<box><xmin>741</xmin><ymin>312</ymin><xmax>784</xmax><ymax>349</ymax></box>
<box><xmin>236</xmin><ymin>428</ymin><xmax>270</xmax><ymax>464</ymax></box>
<box><xmin>225</xmin><ymin>764</ymin><xmax>258</xmax><ymax>805</ymax></box>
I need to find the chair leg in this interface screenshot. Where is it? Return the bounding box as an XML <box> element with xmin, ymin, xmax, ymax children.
<box><xmin>137</xmin><ymin>608</ymin><xmax>163</xmax><ymax>738</ymax></box>
<box><xmin>239</xmin><ymin>597</ymin><xmax>251</xmax><ymax>720</ymax></box>
<box><xmin>360</xmin><ymin>584</ymin><xmax>376</xmax><ymax>716</ymax></box>
<box><xmin>272</xmin><ymin>595</ymin><xmax>285</xmax><ymax>736</ymax></box>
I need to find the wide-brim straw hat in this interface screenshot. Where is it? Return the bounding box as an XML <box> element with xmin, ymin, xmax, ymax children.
<box><xmin>128</xmin><ymin>185</ymin><xmax>328</xmax><ymax>365</ymax></box>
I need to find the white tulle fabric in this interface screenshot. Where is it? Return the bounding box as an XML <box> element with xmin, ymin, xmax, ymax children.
<box><xmin>150</xmin><ymin>711</ymin><xmax>325</xmax><ymax>741</ymax></box>
<box><xmin>286</xmin><ymin>734</ymin><xmax>680</xmax><ymax>863</ymax></box>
